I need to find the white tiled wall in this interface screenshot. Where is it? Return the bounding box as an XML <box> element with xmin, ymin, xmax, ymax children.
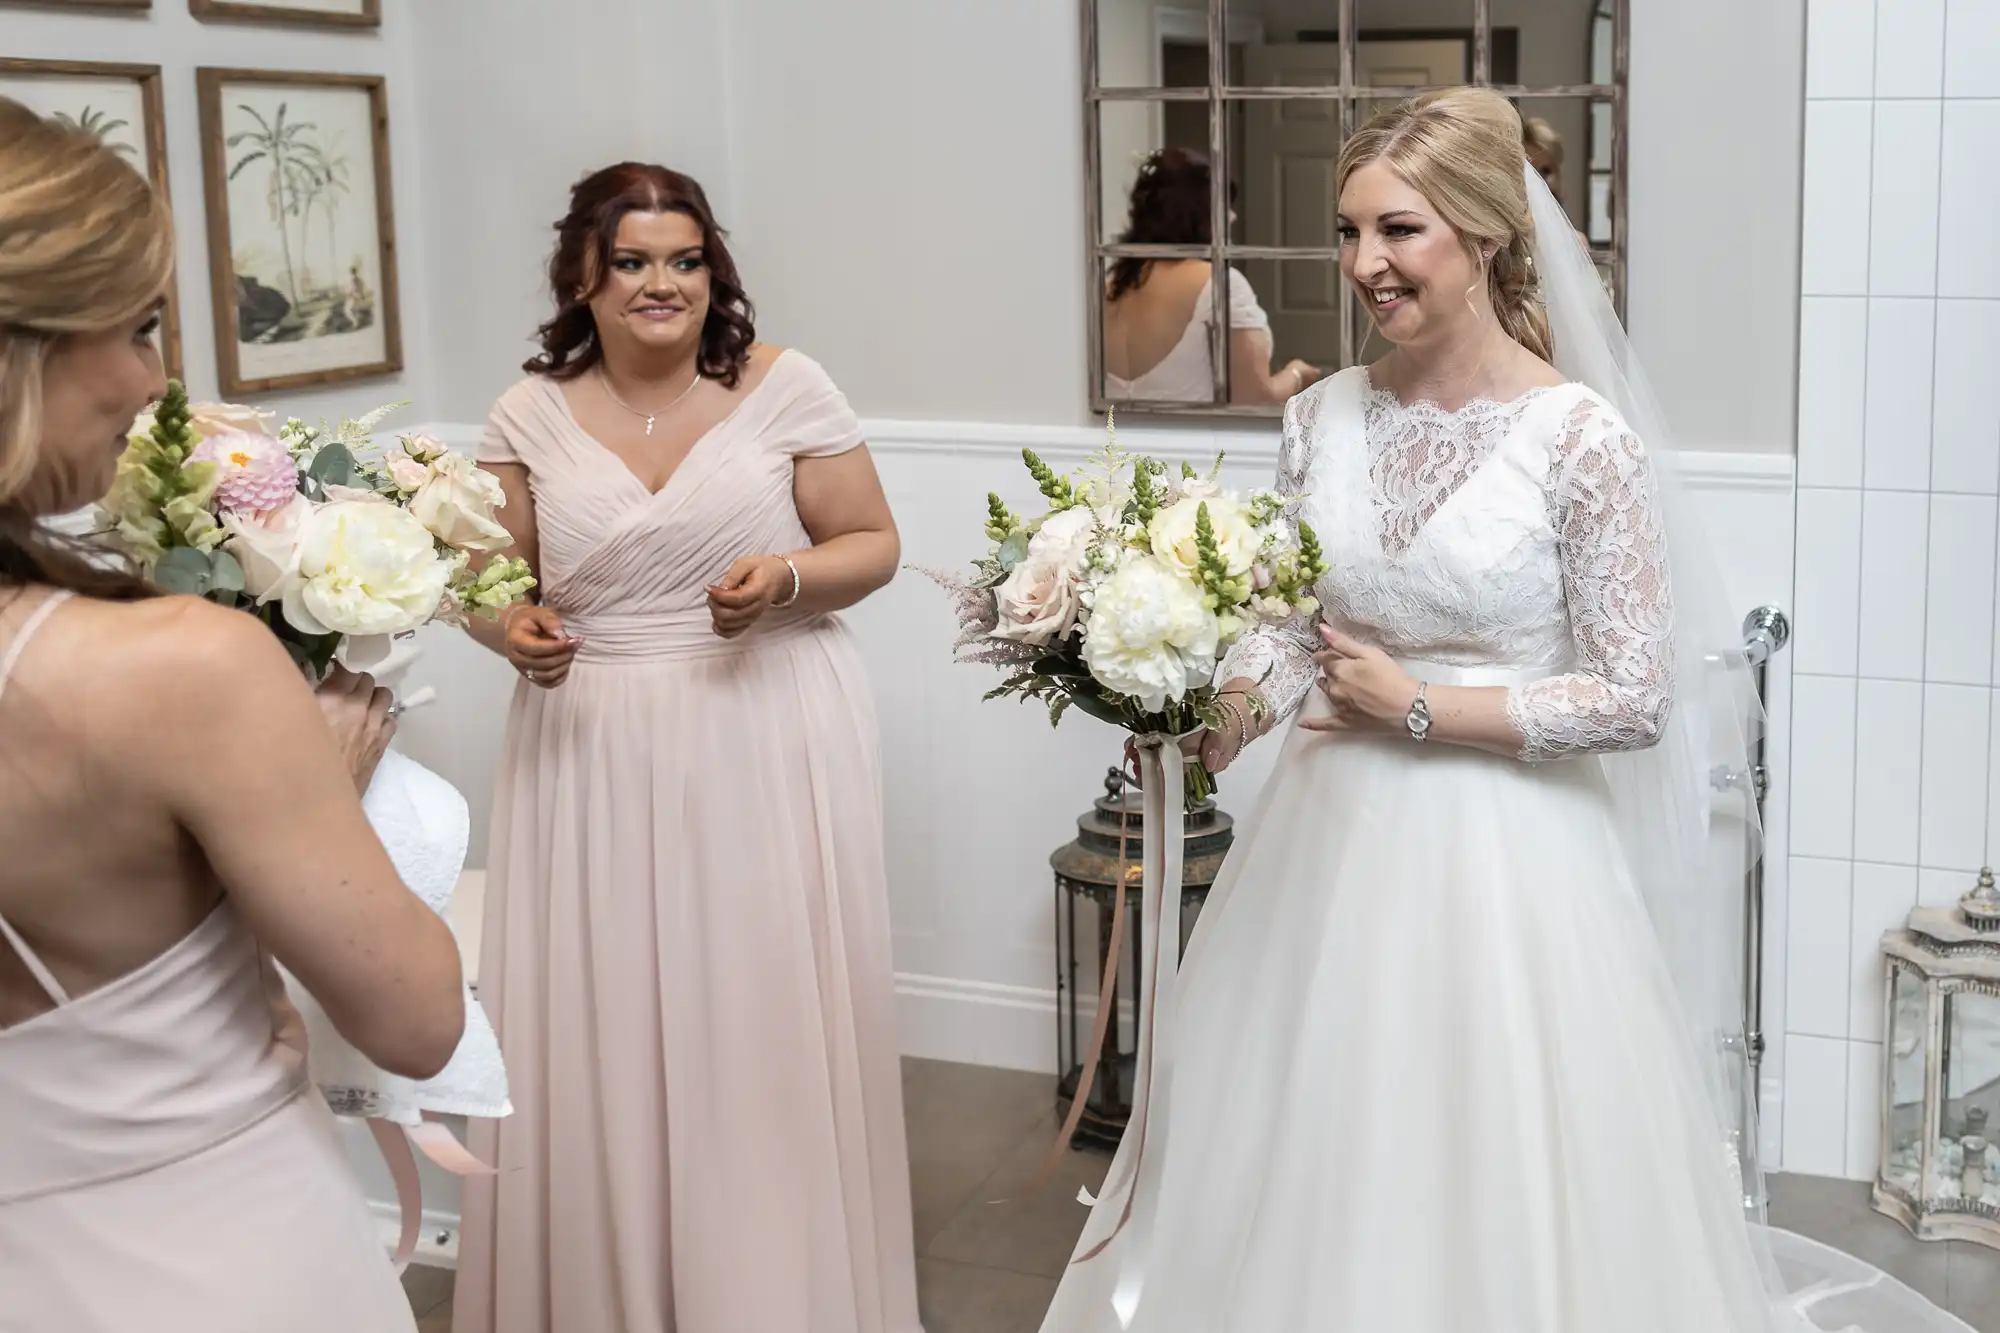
<box><xmin>1788</xmin><ymin>0</ymin><xmax>2000</xmax><ymax>1179</ymax></box>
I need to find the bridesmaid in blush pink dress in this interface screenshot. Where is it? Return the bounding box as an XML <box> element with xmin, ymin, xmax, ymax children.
<box><xmin>0</xmin><ymin>99</ymin><xmax>466</xmax><ymax>1333</ymax></box>
<box><xmin>452</xmin><ymin>164</ymin><xmax>921</xmax><ymax>1333</ymax></box>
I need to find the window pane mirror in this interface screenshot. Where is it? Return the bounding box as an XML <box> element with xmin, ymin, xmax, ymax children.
<box><xmin>1084</xmin><ymin>0</ymin><xmax>1628</xmax><ymax>418</ymax></box>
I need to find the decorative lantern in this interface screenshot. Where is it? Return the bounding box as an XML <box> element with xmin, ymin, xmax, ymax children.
<box><xmin>1874</xmin><ymin>868</ymin><xmax>2000</xmax><ymax>1248</ymax></box>
<box><xmin>1051</xmin><ymin>767</ymin><xmax>1234</xmax><ymax>1149</ymax></box>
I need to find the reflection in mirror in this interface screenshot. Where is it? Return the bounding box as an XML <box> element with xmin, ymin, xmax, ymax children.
<box><xmin>1099</xmin><ymin>248</ymin><xmax>1325</xmax><ymax>408</ymax></box>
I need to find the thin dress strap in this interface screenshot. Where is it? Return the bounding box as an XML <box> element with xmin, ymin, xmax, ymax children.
<box><xmin>0</xmin><ymin>589</ymin><xmax>73</xmax><ymax>708</ymax></box>
<box><xmin>0</xmin><ymin>913</ymin><xmax>69</xmax><ymax>1005</ymax></box>
<box><xmin>0</xmin><ymin>589</ymin><xmax>77</xmax><ymax>1006</ymax></box>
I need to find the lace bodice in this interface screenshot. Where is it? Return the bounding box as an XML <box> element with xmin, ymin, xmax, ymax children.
<box><xmin>1221</xmin><ymin>366</ymin><xmax>1674</xmax><ymax>762</ymax></box>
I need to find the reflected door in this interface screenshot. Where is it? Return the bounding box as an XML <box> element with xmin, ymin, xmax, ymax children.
<box><xmin>1241</xmin><ymin>40</ymin><xmax>1468</xmax><ymax>371</ymax></box>
<box><xmin>1241</xmin><ymin>43</ymin><xmax>1345</xmax><ymax>371</ymax></box>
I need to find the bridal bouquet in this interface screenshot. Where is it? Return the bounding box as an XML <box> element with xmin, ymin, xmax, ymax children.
<box><xmin>95</xmin><ymin>380</ymin><xmax>527</xmax><ymax>1268</ymax></box>
<box><xmin>921</xmin><ymin>420</ymin><xmax>1326</xmax><ymax>803</ymax></box>
<box><xmin>96</xmin><ymin>379</ymin><xmax>535</xmax><ymax>673</ymax></box>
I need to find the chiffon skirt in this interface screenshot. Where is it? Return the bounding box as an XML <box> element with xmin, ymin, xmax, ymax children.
<box><xmin>452</xmin><ymin>616</ymin><xmax>923</xmax><ymax>1333</ymax></box>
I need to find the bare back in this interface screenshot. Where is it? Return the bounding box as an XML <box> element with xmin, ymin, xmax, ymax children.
<box><xmin>0</xmin><ymin>585</ymin><xmax>464</xmax><ymax>1076</ymax></box>
<box><xmin>0</xmin><ymin>591</ymin><xmax>222</xmax><ymax>1027</ymax></box>
<box><xmin>1103</xmin><ymin>259</ymin><xmax>1211</xmax><ymax>382</ymax></box>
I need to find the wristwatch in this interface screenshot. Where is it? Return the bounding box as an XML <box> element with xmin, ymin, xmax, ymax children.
<box><xmin>1405</xmin><ymin>682</ymin><xmax>1432</xmax><ymax>743</ymax></box>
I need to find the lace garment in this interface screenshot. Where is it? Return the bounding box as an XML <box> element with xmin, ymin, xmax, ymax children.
<box><xmin>1218</xmin><ymin>366</ymin><xmax>1674</xmax><ymax>762</ymax></box>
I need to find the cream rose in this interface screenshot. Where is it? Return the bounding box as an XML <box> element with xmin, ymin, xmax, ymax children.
<box><xmin>386</xmin><ymin>455</ymin><xmax>433</xmax><ymax>493</ymax></box>
<box><xmin>1147</xmin><ymin>495</ymin><xmax>1258</xmax><ymax>580</ymax></box>
<box><xmin>408</xmin><ymin>450</ymin><xmax>511</xmax><ymax>553</ymax></box>
<box><xmin>280</xmin><ymin>498</ymin><xmax>452</xmax><ymax>637</ymax></box>
<box><xmin>189</xmin><ymin>401</ymin><xmax>277</xmax><ymax>439</ymax></box>
<box><xmin>1026</xmin><ymin>505</ymin><xmax>1104</xmax><ymax>575</ymax></box>
<box><xmin>220</xmin><ymin>493</ymin><xmax>312</xmax><ymax>600</ymax></box>
<box><xmin>992</xmin><ymin>555</ymin><xmax>1081</xmax><ymax>645</ymax></box>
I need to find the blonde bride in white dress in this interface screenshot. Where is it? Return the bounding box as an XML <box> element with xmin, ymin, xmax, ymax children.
<box><xmin>1041</xmin><ymin>88</ymin><xmax>1973</xmax><ymax>1333</ymax></box>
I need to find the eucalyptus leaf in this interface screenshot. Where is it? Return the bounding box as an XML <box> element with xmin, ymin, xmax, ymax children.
<box><xmin>307</xmin><ymin>443</ymin><xmax>356</xmax><ymax>489</ymax></box>
<box><xmin>997</xmin><ymin>531</ymin><xmax>1029</xmax><ymax>572</ymax></box>
<box><xmin>154</xmin><ymin>545</ymin><xmax>211</xmax><ymax>595</ymax></box>
<box><xmin>208</xmin><ymin>550</ymin><xmax>246</xmax><ymax>594</ymax></box>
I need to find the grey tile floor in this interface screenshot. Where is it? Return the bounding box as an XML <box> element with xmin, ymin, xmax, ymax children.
<box><xmin>403</xmin><ymin>1057</ymin><xmax>2000</xmax><ymax>1332</ymax></box>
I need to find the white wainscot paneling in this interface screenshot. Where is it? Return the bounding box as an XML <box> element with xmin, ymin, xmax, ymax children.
<box><xmin>401</xmin><ymin>418</ymin><xmax>1797</xmax><ymax>1080</ymax></box>
<box><xmin>374</xmin><ymin>420</ymin><xmax>1795</xmax><ymax>1222</ymax></box>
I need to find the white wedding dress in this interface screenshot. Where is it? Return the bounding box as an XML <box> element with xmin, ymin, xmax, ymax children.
<box><xmin>1040</xmin><ymin>366</ymin><xmax>1973</xmax><ymax>1332</ymax></box>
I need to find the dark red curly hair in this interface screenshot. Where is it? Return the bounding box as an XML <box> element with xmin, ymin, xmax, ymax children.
<box><xmin>524</xmin><ymin>163</ymin><xmax>756</xmax><ymax>388</ymax></box>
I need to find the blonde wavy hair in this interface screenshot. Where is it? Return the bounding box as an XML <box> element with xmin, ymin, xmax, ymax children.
<box><xmin>0</xmin><ymin>96</ymin><xmax>173</xmax><ymax>595</ymax></box>
<box><xmin>0</xmin><ymin>96</ymin><xmax>174</xmax><ymax>503</ymax></box>
<box><xmin>1336</xmin><ymin>87</ymin><xmax>1552</xmax><ymax>362</ymax></box>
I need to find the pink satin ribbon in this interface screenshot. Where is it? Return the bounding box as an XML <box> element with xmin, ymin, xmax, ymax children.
<box><xmin>366</xmin><ymin>1113</ymin><xmax>497</xmax><ymax>1273</ymax></box>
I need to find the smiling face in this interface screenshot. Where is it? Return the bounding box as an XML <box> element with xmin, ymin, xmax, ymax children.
<box><xmin>1337</xmin><ymin>160</ymin><xmax>1491</xmax><ymax>352</ymax></box>
<box><xmin>584</xmin><ymin>210</ymin><xmax>711</xmax><ymax>362</ymax></box>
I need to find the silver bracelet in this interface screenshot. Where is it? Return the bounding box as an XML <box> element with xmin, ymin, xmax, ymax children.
<box><xmin>770</xmin><ymin>555</ymin><xmax>801</xmax><ymax>609</ymax></box>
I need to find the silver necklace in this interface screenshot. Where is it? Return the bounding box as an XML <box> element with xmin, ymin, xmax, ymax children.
<box><xmin>598</xmin><ymin>365</ymin><xmax>703</xmax><ymax>437</ymax></box>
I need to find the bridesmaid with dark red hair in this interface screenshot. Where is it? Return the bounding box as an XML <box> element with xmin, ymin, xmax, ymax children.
<box><xmin>452</xmin><ymin>162</ymin><xmax>921</xmax><ymax>1333</ymax></box>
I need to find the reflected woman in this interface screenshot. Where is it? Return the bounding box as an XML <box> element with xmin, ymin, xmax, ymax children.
<box><xmin>1103</xmin><ymin>148</ymin><xmax>1320</xmax><ymax>405</ymax></box>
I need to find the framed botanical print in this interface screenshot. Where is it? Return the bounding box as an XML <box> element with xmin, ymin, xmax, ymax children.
<box><xmin>0</xmin><ymin>59</ymin><xmax>182</xmax><ymax>380</ymax></box>
<box><xmin>196</xmin><ymin>68</ymin><xmax>403</xmax><ymax>396</ymax></box>
<box><xmin>190</xmin><ymin>0</ymin><xmax>379</xmax><ymax>27</ymax></box>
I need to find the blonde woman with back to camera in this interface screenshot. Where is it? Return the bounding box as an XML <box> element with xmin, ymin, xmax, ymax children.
<box><xmin>0</xmin><ymin>100</ymin><xmax>464</xmax><ymax>1331</ymax></box>
<box><xmin>1039</xmin><ymin>87</ymin><xmax>1974</xmax><ymax>1333</ymax></box>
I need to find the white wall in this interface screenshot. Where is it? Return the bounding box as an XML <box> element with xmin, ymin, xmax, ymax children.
<box><xmin>0</xmin><ymin>0</ymin><xmax>436</xmax><ymax>425</ymax></box>
<box><xmin>1780</xmin><ymin>0</ymin><xmax>2000</xmax><ymax>1183</ymax></box>
<box><xmin>710</xmin><ymin>0</ymin><xmax>1806</xmax><ymax>449</ymax></box>
<box><xmin>403</xmin><ymin>0</ymin><xmax>736</xmax><ymax>425</ymax></box>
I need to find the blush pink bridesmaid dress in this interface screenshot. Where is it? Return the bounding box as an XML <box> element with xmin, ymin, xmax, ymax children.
<box><xmin>451</xmin><ymin>351</ymin><xmax>924</xmax><ymax>1333</ymax></box>
<box><xmin>0</xmin><ymin>592</ymin><xmax>417</xmax><ymax>1333</ymax></box>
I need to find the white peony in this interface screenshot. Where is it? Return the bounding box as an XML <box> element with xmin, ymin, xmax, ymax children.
<box><xmin>1081</xmin><ymin>555</ymin><xmax>1220</xmax><ymax>710</ymax></box>
<box><xmin>1147</xmin><ymin>494</ymin><xmax>1259</xmax><ymax>580</ymax></box>
<box><xmin>281</xmin><ymin>498</ymin><xmax>453</xmax><ymax>637</ymax></box>
<box><xmin>408</xmin><ymin>450</ymin><xmax>512</xmax><ymax>553</ymax></box>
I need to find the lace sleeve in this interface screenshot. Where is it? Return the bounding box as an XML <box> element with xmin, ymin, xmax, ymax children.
<box><xmin>1217</xmin><ymin>389</ymin><xmax>1324</xmax><ymax>727</ymax></box>
<box><xmin>1504</xmin><ymin>398</ymin><xmax>1675</xmax><ymax>762</ymax></box>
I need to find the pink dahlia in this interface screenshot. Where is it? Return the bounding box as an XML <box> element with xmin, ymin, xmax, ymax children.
<box><xmin>188</xmin><ymin>430</ymin><xmax>300</xmax><ymax>513</ymax></box>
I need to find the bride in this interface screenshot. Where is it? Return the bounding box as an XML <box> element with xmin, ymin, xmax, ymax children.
<box><xmin>1040</xmin><ymin>87</ymin><xmax>1972</xmax><ymax>1333</ymax></box>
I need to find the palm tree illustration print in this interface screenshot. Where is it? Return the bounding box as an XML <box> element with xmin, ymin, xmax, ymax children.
<box><xmin>225</xmin><ymin>102</ymin><xmax>372</xmax><ymax>345</ymax></box>
<box><xmin>53</xmin><ymin>106</ymin><xmax>135</xmax><ymax>156</ymax></box>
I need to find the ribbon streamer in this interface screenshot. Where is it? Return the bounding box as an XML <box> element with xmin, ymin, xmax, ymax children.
<box><xmin>366</xmin><ymin>1113</ymin><xmax>497</xmax><ymax>1273</ymax></box>
<box><xmin>1023</xmin><ymin>734</ymin><xmax>1185</xmax><ymax>1330</ymax></box>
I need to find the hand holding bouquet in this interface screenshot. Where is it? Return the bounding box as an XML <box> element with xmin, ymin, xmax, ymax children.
<box><xmin>921</xmin><ymin>416</ymin><xmax>1326</xmax><ymax>803</ymax></box>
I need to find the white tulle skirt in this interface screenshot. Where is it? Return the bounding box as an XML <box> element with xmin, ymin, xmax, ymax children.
<box><xmin>1041</xmin><ymin>681</ymin><xmax>1973</xmax><ymax>1333</ymax></box>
